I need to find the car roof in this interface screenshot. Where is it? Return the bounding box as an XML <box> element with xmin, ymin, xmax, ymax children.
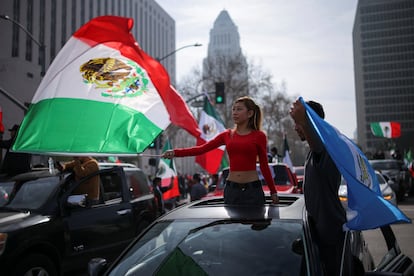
<box><xmin>98</xmin><ymin>162</ymin><xmax>142</xmax><ymax>171</ymax></box>
<box><xmin>160</xmin><ymin>194</ymin><xmax>305</xmax><ymax>221</ymax></box>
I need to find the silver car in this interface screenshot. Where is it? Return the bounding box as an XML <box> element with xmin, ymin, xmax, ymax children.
<box><xmin>339</xmin><ymin>170</ymin><xmax>397</xmax><ymax>207</ymax></box>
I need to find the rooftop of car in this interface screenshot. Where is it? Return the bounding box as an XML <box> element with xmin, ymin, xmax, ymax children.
<box><xmin>98</xmin><ymin>162</ymin><xmax>141</xmax><ymax>171</ymax></box>
<box><xmin>160</xmin><ymin>194</ymin><xmax>305</xmax><ymax>221</ymax></box>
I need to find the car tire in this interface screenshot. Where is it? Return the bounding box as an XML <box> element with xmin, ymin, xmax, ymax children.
<box><xmin>12</xmin><ymin>253</ymin><xmax>58</xmax><ymax>276</ymax></box>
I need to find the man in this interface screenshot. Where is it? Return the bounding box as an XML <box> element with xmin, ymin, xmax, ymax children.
<box><xmin>58</xmin><ymin>156</ymin><xmax>100</xmax><ymax>202</ymax></box>
<box><xmin>0</xmin><ymin>124</ymin><xmax>31</xmax><ymax>177</ymax></box>
<box><xmin>290</xmin><ymin>99</ymin><xmax>346</xmax><ymax>276</ymax></box>
<box><xmin>190</xmin><ymin>173</ymin><xmax>207</xmax><ymax>202</ymax></box>
<box><xmin>152</xmin><ymin>176</ymin><xmax>174</xmax><ymax>215</ymax></box>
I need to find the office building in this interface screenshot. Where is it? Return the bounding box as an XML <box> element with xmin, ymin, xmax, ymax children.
<box><xmin>353</xmin><ymin>0</ymin><xmax>414</xmax><ymax>156</ymax></box>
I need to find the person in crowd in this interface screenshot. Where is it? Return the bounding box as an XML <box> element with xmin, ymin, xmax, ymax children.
<box><xmin>289</xmin><ymin>99</ymin><xmax>346</xmax><ymax>276</ymax></box>
<box><xmin>268</xmin><ymin>146</ymin><xmax>281</xmax><ymax>163</ymax></box>
<box><xmin>152</xmin><ymin>176</ymin><xmax>174</xmax><ymax>215</ymax></box>
<box><xmin>190</xmin><ymin>173</ymin><xmax>207</xmax><ymax>201</ymax></box>
<box><xmin>0</xmin><ymin>124</ymin><xmax>31</xmax><ymax>177</ymax></box>
<box><xmin>57</xmin><ymin>156</ymin><xmax>100</xmax><ymax>203</ymax></box>
<box><xmin>162</xmin><ymin>96</ymin><xmax>279</xmax><ymax>205</ymax></box>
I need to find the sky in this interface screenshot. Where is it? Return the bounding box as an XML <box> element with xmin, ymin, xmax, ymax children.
<box><xmin>156</xmin><ymin>0</ymin><xmax>359</xmax><ymax>138</ymax></box>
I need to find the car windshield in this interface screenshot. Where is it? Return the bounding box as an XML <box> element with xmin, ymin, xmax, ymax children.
<box><xmin>109</xmin><ymin>219</ymin><xmax>305</xmax><ymax>276</ymax></box>
<box><xmin>0</xmin><ymin>176</ymin><xmax>60</xmax><ymax>210</ymax></box>
<box><xmin>370</xmin><ymin>161</ymin><xmax>400</xmax><ymax>170</ymax></box>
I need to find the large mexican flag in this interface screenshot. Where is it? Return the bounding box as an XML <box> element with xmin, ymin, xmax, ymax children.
<box><xmin>12</xmin><ymin>16</ymin><xmax>200</xmax><ymax>156</ymax></box>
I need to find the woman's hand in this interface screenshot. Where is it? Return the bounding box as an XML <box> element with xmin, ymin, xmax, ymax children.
<box><xmin>162</xmin><ymin>150</ymin><xmax>175</xmax><ymax>159</ymax></box>
<box><xmin>271</xmin><ymin>193</ymin><xmax>279</xmax><ymax>204</ymax></box>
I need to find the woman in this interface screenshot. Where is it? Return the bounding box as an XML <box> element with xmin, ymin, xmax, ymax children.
<box><xmin>162</xmin><ymin>96</ymin><xmax>279</xmax><ymax>205</ymax></box>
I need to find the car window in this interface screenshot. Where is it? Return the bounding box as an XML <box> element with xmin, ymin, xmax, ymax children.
<box><xmin>125</xmin><ymin>171</ymin><xmax>151</xmax><ymax>199</ymax></box>
<box><xmin>100</xmin><ymin>172</ymin><xmax>123</xmax><ymax>202</ymax></box>
<box><xmin>109</xmin><ymin>219</ymin><xmax>305</xmax><ymax>276</ymax></box>
<box><xmin>370</xmin><ymin>161</ymin><xmax>399</xmax><ymax>170</ymax></box>
<box><xmin>5</xmin><ymin>177</ymin><xmax>60</xmax><ymax>209</ymax></box>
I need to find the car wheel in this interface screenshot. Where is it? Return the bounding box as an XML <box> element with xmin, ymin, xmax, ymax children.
<box><xmin>12</xmin><ymin>253</ymin><xmax>58</xmax><ymax>276</ymax></box>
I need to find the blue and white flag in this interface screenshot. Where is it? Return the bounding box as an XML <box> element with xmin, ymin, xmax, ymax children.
<box><xmin>300</xmin><ymin>97</ymin><xmax>410</xmax><ymax>230</ymax></box>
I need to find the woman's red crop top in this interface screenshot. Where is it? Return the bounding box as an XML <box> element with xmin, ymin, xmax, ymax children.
<box><xmin>174</xmin><ymin>129</ymin><xmax>276</xmax><ymax>193</ymax></box>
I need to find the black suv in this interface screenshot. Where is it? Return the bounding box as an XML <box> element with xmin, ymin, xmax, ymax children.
<box><xmin>0</xmin><ymin>163</ymin><xmax>157</xmax><ymax>275</ymax></box>
<box><xmin>369</xmin><ymin>159</ymin><xmax>410</xmax><ymax>202</ymax></box>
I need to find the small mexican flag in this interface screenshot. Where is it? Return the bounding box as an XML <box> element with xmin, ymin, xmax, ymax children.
<box><xmin>12</xmin><ymin>16</ymin><xmax>200</xmax><ymax>155</ymax></box>
<box><xmin>157</xmin><ymin>139</ymin><xmax>180</xmax><ymax>200</ymax></box>
<box><xmin>195</xmin><ymin>96</ymin><xmax>226</xmax><ymax>174</ymax></box>
<box><xmin>370</xmin><ymin>122</ymin><xmax>401</xmax><ymax>138</ymax></box>
<box><xmin>282</xmin><ymin>134</ymin><xmax>293</xmax><ymax>170</ymax></box>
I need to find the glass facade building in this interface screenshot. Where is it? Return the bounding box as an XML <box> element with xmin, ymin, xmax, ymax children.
<box><xmin>353</xmin><ymin>0</ymin><xmax>414</xmax><ymax>156</ymax></box>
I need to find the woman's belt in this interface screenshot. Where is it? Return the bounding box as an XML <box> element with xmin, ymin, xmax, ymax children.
<box><xmin>226</xmin><ymin>180</ymin><xmax>262</xmax><ymax>190</ymax></box>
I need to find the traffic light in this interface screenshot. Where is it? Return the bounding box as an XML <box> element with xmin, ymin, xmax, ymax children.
<box><xmin>148</xmin><ymin>133</ymin><xmax>163</xmax><ymax>149</ymax></box>
<box><xmin>215</xmin><ymin>82</ymin><xmax>225</xmax><ymax>104</ymax></box>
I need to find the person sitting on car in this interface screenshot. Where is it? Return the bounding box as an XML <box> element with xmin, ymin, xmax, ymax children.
<box><xmin>57</xmin><ymin>156</ymin><xmax>100</xmax><ymax>202</ymax></box>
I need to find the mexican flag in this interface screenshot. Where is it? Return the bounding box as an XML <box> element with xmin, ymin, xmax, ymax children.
<box><xmin>12</xmin><ymin>16</ymin><xmax>200</xmax><ymax>155</ymax></box>
<box><xmin>370</xmin><ymin>122</ymin><xmax>401</xmax><ymax>138</ymax></box>
<box><xmin>195</xmin><ymin>97</ymin><xmax>226</xmax><ymax>174</ymax></box>
<box><xmin>0</xmin><ymin>106</ymin><xmax>4</xmax><ymax>133</ymax></box>
<box><xmin>282</xmin><ymin>134</ymin><xmax>293</xmax><ymax>170</ymax></box>
<box><xmin>157</xmin><ymin>139</ymin><xmax>180</xmax><ymax>200</ymax></box>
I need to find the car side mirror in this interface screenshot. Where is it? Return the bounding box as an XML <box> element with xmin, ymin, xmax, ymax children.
<box><xmin>291</xmin><ymin>238</ymin><xmax>304</xmax><ymax>255</ymax></box>
<box><xmin>88</xmin><ymin>258</ymin><xmax>108</xmax><ymax>276</ymax></box>
<box><xmin>67</xmin><ymin>194</ymin><xmax>87</xmax><ymax>208</ymax></box>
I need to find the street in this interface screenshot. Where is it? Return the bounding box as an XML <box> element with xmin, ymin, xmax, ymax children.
<box><xmin>363</xmin><ymin>195</ymin><xmax>414</xmax><ymax>265</ymax></box>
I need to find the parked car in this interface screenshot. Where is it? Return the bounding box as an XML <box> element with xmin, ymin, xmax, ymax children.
<box><xmin>369</xmin><ymin>159</ymin><xmax>410</xmax><ymax>202</ymax></box>
<box><xmin>339</xmin><ymin>170</ymin><xmax>397</xmax><ymax>207</ymax></box>
<box><xmin>207</xmin><ymin>163</ymin><xmax>300</xmax><ymax>197</ymax></box>
<box><xmin>0</xmin><ymin>163</ymin><xmax>158</xmax><ymax>276</ymax></box>
<box><xmin>88</xmin><ymin>194</ymin><xmax>414</xmax><ymax>276</ymax></box>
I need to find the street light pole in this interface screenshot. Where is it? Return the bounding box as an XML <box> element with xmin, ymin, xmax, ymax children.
<box><xmin>0</xmin><ymin>14</ymin><xmax>46</xmax><ymax>76</ymax></box>
<box><xmin>152</xmin><ymin>43</ymin><xmax>202</xmax><ymax>171</ymax></box>
<box><xmin>157</xmin><ymin>43</ymin><xmax>202</xmax><ymax>62</ymax></box>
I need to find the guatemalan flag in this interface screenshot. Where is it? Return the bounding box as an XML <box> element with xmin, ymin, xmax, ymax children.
<box><xmin>12</xmin><ymin>16</ymin><xmax>201</xmax><ymax>155</ymax></box>
<box><xmin>300</xmin><ymin>97</ymin><xmax>410</xmax><ymax>230</ymax></box>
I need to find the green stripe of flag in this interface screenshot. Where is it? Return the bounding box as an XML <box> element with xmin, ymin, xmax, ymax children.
<box><xmin>13</xmin><ymin>98</ymin><xmax>162</xmax><ymax>154</ymax></box>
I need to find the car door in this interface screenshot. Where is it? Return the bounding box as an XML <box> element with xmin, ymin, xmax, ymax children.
<box><xmin>63</xmin><ymin>167</ymin><xmax>135</xmax><ymax>266</ymax></box>
<box><xmin>374</xmin><ymin>225</ymin><xmax>414</xmax><ymax>274</ymax></box>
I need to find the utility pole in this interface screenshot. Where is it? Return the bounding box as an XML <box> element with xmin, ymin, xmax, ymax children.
<box><xmin>0</xmin><ymin>14</ymin><xmax>46</xmax><ymax>76</ymax></box>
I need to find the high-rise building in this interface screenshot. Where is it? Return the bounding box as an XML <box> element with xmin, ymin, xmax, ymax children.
<box><xmin>0</xmin><ymin>0</ymin><xmax>175</xmax><ymax>133</ymax></box>
<box><xmin>353</xmin><ymin>0</ymin><xmax>414</xmax><ymax>156</ymax></box>
<box><xmin>202</xmin><ymin>10</ymin><xmax>248</xmax><ymax>126</ymax></box>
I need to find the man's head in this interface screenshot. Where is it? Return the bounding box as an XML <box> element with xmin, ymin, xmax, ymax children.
<box><xmin>193</xmin><ymin>173</ymin><xmax>201</xmax><ymax>182</ymax></box>
<box><xmin>153</xmin><ymin>177</ymin><xmax>162</xmax><ymax>186</ymax></box>
<box><xmin>294</xmin><ymin>100</ymin><xmax>325</xmax><ymax>141</ymax></box>
<box><xmin>8</xmin><ymin>124</ymin><xmax>19</xmax><ymax>137</ymax></box>
<box><xmin>306</xmin><ymin>101</ymin><xmax>325</xmax><ymax>119</ymax></box>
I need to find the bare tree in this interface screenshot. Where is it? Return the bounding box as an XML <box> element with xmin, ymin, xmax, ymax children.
<box><xmin>174</xmin><ymin>56</ymin><xmax>308</xmax><ymax>169</ymax></box>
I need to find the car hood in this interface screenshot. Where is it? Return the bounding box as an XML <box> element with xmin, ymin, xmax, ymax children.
<box><xmin>0</xmin><ymin>210</ymin><xmax>49</xmax><ymax>231</ymax></box>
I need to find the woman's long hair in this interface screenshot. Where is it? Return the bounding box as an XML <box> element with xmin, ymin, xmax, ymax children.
<box><xmin>234</xmin><ymin>96</ymin><xmax>262</xmax><ymax>130</ymax></box>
